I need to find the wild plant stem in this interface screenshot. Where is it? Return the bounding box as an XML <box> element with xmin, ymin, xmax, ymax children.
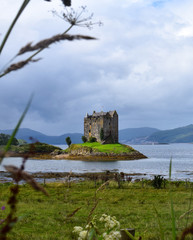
<box><xmin>169</xmin><ymin>157</ymin><xmax>177</xmax><ymax>240</ymax></box>
<box><xmin>170</xmin><ymin>191</ymin><xmax>177</xmax><ymax>240</ymax></box>
<box><xmin>185</xmin><ymin>186</ymin><xmax>193</xmax><ymax>228</ymax></box>
<box><xmin>0</xmin><ymin>24</ymin><xmax>74</xmax><ymax>79</ymax></box>
<box><xmin>154</xmin><ymin>206</ymin><xmax>165</xmax><ymax>240</ymax></box>
<box><xmin>0</xmin><ymin>0</ymin><xmax>30</xmax><ymax>55</ymax></box>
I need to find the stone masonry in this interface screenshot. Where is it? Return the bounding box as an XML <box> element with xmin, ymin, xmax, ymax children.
<box><xmin>84</xmin><ymin>110</ymin><xmax>118</xmax><ymax>143</ymax></box>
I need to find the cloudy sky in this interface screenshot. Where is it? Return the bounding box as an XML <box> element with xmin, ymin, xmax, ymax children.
<box><xmin>1</xmin><ymin>0</ymin><xmax>193</xmax><ymax>135</ymax></box>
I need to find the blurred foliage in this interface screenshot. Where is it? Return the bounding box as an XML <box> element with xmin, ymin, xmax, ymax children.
<box><xmin>0</xmin><ymin>133</ymin><xmax>19</xmax><ymax>146</ymax></box>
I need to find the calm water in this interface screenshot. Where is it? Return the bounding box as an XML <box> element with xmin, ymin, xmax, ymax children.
<box><xmin>1</xmin><ymin>143</ymin><xmax>193</xmax><ymax>181</ymax></box>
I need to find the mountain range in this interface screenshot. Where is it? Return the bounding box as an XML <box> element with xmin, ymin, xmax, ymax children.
<box><xmin>0</xmin><ymin>128</ymin><xmax>82</xmax><ymax>144</ymax></box>
<box><xmin>1</xmin><ymin>124</ymin><xmax>193</xmax><ymax>144</ymax></box>
<box><xmin>147</xmin><ymin>124</ymin><xmax>193</xmax><ymax>143</ymax></box>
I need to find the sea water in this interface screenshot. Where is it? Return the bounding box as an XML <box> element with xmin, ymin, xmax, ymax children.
<box><xmin>0</xmin><ymin>143</ymin><xmax>193</xmax><ymax>181</ymax></box>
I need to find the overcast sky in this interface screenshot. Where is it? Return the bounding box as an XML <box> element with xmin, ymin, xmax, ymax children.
<box><xmin>1</xmin><ymin>0</ymin><xmax>193</xmax><ymax>135</ymax></box>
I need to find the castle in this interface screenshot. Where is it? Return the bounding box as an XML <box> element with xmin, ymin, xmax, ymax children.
<box><xmin>84</xmin><ymin>110</ymin><xmax>118</xmax><ymax>143</ymax></box>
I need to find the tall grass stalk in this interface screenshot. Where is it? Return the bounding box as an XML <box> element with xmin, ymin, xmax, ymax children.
<box><xmin>169</xmin><ymin>157</ymin><xmax>177</xmax><ymax>240</ymax></box>
<box><xmin>0</xmin><ymin>0</ymin><xmax>30</xmax><ymax>55</ymax></box>
<box><xmin>185</xmin><ymin>184</ymin><xmax>193</xmax><ymax>228</ymax></box>
<box><xmin>0</xmin><ymin>95</ymin><xmax>33</xmax><ymax>164</ymax></box>
<box><xmin>154</xmin><ymin>206</ymin><xmax>165</xmax><ymax>240</ymax></box>
<box><xmin>124</xmin><ymin>229</ymin><xmax>135</xmax><ymax>240</ymax></box>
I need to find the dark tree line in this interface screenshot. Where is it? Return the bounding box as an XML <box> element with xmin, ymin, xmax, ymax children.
<box><xmin>0</xmin><ymin>133</ymin><xmax>19</xmax><ymax>145</ymax></box>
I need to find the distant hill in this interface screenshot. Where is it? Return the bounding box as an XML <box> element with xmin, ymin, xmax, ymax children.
<box><xmin>119</xmin><ymin>127</ymin><xmax>160</xmax><ymax>143</ymax></box>
<box><xmin>0</xmin><ymin>127</ymin><xmax>161</xmax><ymax>145</ymax></box>
<box><xmin>2</xmin><ymin>125</ymin><xmax>193</xmax><ymax>145</ymax></box>
<box><xmin>0</xmin><ymin>128</ymin><xmax>82</xmax><ymax>144</ymax></box>
<box><xmin>147</xmin><ymin>124</ymin><xmax>193</xmax><ymax>143</ymax></box>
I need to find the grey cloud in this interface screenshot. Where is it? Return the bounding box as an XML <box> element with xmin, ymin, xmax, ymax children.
<box><xmin>1</xmin><ymin>0</ymin><xmax>193</xmax><ymax>135</ymax></box>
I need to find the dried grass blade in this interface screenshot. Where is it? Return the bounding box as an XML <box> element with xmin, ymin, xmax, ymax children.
<box><xmin>95</xmin><ymin>180</ymin><xmax>110</xmax><ymax>194</ymax></box>
<box><xmin>179</xmin><ymin>208</ymin><xmax>193</xmax><ymax>220</ymax></box>
<box><xmin>4</xmin><ymin>165</ymin><xmax>48</xmax><ymax>196</ymax></box>
<box><xmin>65</xmin><ymin>207</ymin><xmax>81</xmax><ymax>220</ymax></box>
<box><xmin>17</xmin><ymin>33</ymin><xmax>96</xmax><ymax>55</ymax></box>
<box><xmin>2</xmin><ymin>58</ymin><xmax>40</xmax><ymax>76</ymax></box>
<box><xmin>87</xmin><ymin>199</ymin><xmax>100</xmax><ymax>223</ymax></box>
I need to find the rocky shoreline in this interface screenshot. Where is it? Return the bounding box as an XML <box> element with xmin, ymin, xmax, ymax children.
<box><xmin>53</xmin><ymin>151</ymin><xmax>147</xmax><ymax>161</ymax></box>
<box><xmin>3</xmin><ymin>151</ymin><xmax>147</xmax><ymax>161</ymax></box>
<box><xmin>0</xmin><ymin>170</ymin><xmax>148</xmax><ymax>184</ymax></box>
<box><xmin>55</xmin><ymin>143</ymin><xmax>147</xmax><ymax>161</ymax></box>
<box><xmin>2</xmin><ymin>143</ymin><xmax>147</xmax><ymax>161</ymax></box>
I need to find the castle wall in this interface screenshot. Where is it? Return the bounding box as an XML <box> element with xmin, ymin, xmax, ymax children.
<box><xmin>84</xmin><ymin>111</ymin><xmax>118</xmax><ymax>143</ymax></box>
<box><xmin>84</xmin><ymin>116</ymin><xmax>103</xmax><ymax>142</ymax></box>
<box><xmin>111</xmin><ymin>113</ymin><xmax>118</xmax><ymax>143</ymax></box>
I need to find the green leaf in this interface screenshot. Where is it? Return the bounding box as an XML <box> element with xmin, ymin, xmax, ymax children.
<box><xmin>0</xmin><ymin>95</ymin><xmax>33</xmax><ymax>164</ymax></box>
<box><xmin>88</xmin><ymin>228</ymin><xmax>97</xmax><ymax>240</ymax></box>
<box><xmin>0</xmin><ymin>0</ymin><xmax>30</xmax><ymax>55</ymax></box>
<box><xmin>124</xmin><ymin>229</ymin><xmax>135</xmax><ymax>240</ymax></box>
<box><xmin>169</xmin><ymin>157</ymin><xmax>172</xmax><ymax>181</ymax></box>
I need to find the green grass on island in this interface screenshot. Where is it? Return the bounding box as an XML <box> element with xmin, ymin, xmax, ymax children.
<box><xmin>1</xmin><ymin>181</ymin><xmax>193</xmax><ymax>240</ymax></box>
<box><xmin>65</xmin><ymin>142</ymin><xmax>135</xmax><ymax>154</ymax></box>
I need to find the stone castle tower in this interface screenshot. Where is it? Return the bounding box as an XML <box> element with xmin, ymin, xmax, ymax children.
<box><xmin>84</xmin><ymin>110</ymin><xmax>118</xmax><ymax>143</ymax></box>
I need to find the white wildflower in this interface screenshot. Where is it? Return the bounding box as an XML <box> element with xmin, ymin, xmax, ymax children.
<box><xmin>100</xmin><ymin>214</ymin><xmax>107</xmax><ymax>222</ymax></box>
<box><xmin>103</xmin><ymin>231</ymin><xmax>121</xmax><ymax>240</ymax></box>
<box><xmin>85</xmin><ymin>224</ymin><xmax>90</xmax><ymax>229</ymax></box>
<box><xmin>73</xmin><ymin>226</ymin><xmax>83</xmax><ymax>234</ymax></box>
<box><xmin>78</xmin><ymin>230</ymin><xmax>88</xmax><ymax>240</ymax></box>
<box><xmin>111</xmin><ymin>231</ymin><xmax>121</xmax><ymax>239</ymax></box>
<box><xmin>103</xmin><ymin>232</ymin><xmax>107</xmax><ymax>238</ymax></box>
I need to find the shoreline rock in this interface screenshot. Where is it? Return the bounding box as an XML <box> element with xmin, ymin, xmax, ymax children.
<box><xmin>54</xmin><ymin>151</ymin><xmax>147</xmax><ymax>161</ymax></box>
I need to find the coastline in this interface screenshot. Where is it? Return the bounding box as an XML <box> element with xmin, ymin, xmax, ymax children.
<box><xmin>4</xmin><ymin>151</ymin><xmax>147</xmax><ymax>161</ymax></box>
<box><xmin>53</xmin><ymin>152</ymin><xmax>147</xmax><ymax>161</ymax></box>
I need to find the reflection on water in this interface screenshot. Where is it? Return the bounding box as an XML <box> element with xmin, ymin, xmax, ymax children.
<box><xmin>0</xmin><ymin>143</ymin><xmax>193</xmax><ymax>181</ymax></box>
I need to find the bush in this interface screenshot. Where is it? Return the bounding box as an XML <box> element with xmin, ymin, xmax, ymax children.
<box><xmin>152</xmin><ymin>175</ymin><xmax>165</xmax><ymax>189</ymax></box>
<box><xmin>89</xmin><ymin>136</ymin><xmax>97</xmax><ymax>143</ymax></box>
<box><xmin>65</xmin><ymin>136</ymin><xmax>72</xmax><ymax>146</ymax></box>
<box><xmin>82</xmin><ymin>136</ymin><xmax>87</xmax><ymax>143</ymax></box>
<box><xmin>13</xmin><ymin>142</ymin><xmax>61</xmax><ymax>154</ymax></box>
<box><xmin>0</xmin><ymin>133</ymin><xmax>19</xmax><ymax>145</ymax></box>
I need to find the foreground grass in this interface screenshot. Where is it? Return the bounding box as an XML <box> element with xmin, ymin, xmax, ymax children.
<box><xmin>0</xmin><ymin>181</ymin><xmax>193</xmax><ymax>240</ymax></box>
<box><xmin>66</xmin><ymin>142</ymin><xmax>135</xmax><ymax>154</ymax></box>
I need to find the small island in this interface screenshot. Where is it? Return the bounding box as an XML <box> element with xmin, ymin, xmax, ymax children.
<box><xmin>1</xmin><ymin>142</ymin><xmax>147</xmax><ymax>161</ymax></box>
<box><xmin>55</xmin><ymin>110</ymin><xmax>147</xmax><ymax>161</ymax></box>
<box><xmin>54</xmin><ymin>142</ymin><xmax>147</xmax><ymax>161</ymax></box>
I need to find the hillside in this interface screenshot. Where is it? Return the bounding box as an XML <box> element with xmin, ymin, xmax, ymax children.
<box><xmin>2</xmin><ymin>125</ymin><xmax>193</xmax><ymax>144</ymax></box>
<box><xmin>119</xmin><ymin>127</ymin><xmax>160</xmax><ymax>143</ymax></box>
<box><xmin>0</xmin><ymin>128</ymin><xmax>82</xmax><ymax>144</ymax></box>
<box><xmin>0</xmin><ymin>127</ymin><xmax>160</xmax><ymax>145</ymax></box>
<box><xmin>147</xmin><ymin>124</ymin><xmax>193</xmax><ymax>143</ymax></box>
